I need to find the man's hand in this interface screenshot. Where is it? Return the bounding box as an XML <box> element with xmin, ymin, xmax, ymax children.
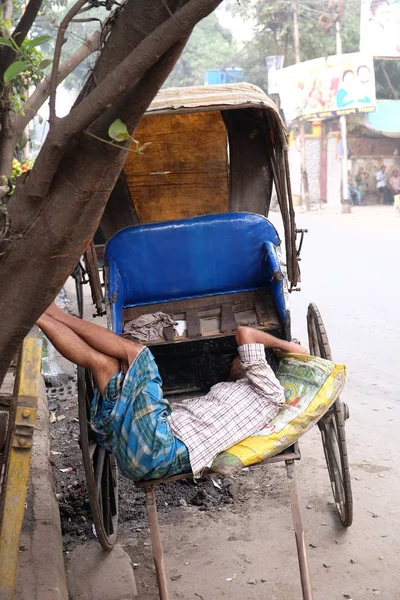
<box><xmin>285</xmin><ymin>341</ymin><xmax>308</xmax><ymax>355</ymax></box>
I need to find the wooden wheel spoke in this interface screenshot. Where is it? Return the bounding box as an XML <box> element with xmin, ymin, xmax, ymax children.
<box><xmin>89</xmin><ymin>441</ymin><xmax>97</xmax><ymax>461</ymax></box>
<box><xmin>94</xmin><ymin>446</ymin><xmax>106</xmax><ymax>492</ymax></box>
<box><xmin>107</xmin><ymin>459</ymin><xmax>118</xmax><ymax>516</ymax></box>
<box><xmin>328</xmin><ymin>427</ymin><xmax>345</xmax><ymax>497</ymax></box>
<box><xmin>101</xmin><ymin>459</ymin><xmax>114</xmax><ymax>535</ymax></box>
<box><xmin>78</xmin><ymin>366</ymin><xmax>118</xmax><ymax>550</ymax></box>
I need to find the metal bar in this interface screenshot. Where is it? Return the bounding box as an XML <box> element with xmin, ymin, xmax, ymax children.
<box><xmin>145</xmin><ymin>486</ymin><xmax>170</xmax><ymax>600</ymax></box>
<box><xmin>0</xmin><ymin>337</ymin><xmax>43</xmax><ymax>600</ymax></box>
<box><xmin>285</xmin><ymin>460</ymin><xmax>314</xmax><ymax>600</ymax></box>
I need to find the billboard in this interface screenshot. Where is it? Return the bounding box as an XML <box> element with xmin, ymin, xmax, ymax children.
<box><xmin>276</xmin><ymin>52</ymin><xmax>376</xmax><ymax>122</ymax></box>
<box><xmin>360</xmin><ymin>0</ymin><xmax>400</xmax><ymax>58</ymax></box>
<box><xmin>265</xmin><ymin>55</ymin><xmax>284</xmax><ymax>94</ymax></box>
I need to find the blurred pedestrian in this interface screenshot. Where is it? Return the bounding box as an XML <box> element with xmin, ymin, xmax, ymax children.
<box><xmin>355</xmin><ymin>167</ymin><xmax>368</xmax><ymax>203</ymax></box>
<box><xmin>376</xmin><ymin>165</ymin><xmax>387</xmax><ymax>203</ymax></box>
<box><xmin>348</xmin><ymin>173</ymin><xmax>362</xmax><ymax>205</ymax></box>
<box><xmin>386</xmin><ymin>168</ymin><xmax>400</xmax><ymax>205</ymax></box>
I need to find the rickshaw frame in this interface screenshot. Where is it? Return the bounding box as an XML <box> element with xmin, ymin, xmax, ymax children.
<box><xmin>75</xmin><ymin>84</ymin><xmax>352</xmax><ymax>600</ymax></box>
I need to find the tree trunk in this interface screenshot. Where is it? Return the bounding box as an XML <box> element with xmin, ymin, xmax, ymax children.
<box><xmin>0</xmin><ymin>96</ymin><xmax>13</xmax><ymax>195</ymax></box>
<box><xmin>0</xmin><ymin>0</ymin><xmax>222</xmax><ymax>385</ymax></box>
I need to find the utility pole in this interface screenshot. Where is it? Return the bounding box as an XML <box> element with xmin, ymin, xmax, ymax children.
<box><xmin>335</xmin><ymin>9</ymin><xmax>351</xmax><ymax>213</ymax></box>
<box><xmin>292</xmin><ymin>0</ymin><xmax>310</xmax><ymax>211</ymax></box>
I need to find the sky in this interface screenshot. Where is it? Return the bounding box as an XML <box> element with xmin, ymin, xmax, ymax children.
<box><xmin>215</xmin><ymin>2</ymin><xmax>254</xmax><ymax>44</ymax></box>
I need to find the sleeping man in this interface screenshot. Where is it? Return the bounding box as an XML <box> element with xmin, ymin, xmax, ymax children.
<box><xmin>37</xmin><ymin>303</ymin><xmax>307</xmax><ymax>480</ymax></box>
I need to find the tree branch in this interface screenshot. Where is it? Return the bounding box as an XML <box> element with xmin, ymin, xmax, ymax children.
<box><xmin>24</xmin><ymin>0</ymin><xmax>222</xmax><ymax>202</ymax></box>
<box><xmin>0</xmin><ymin>0</ymin><xmax>12</xmax><ymax>40</ymax></box>
<box><xmin>49</xmin><ymin>0</ymin><xmax>89</xmax><ymax>125</ymax></box>
<box><xmin>10</xmin><ymin>29</ymin><xmax>101</xmax><ymax>153</ymax></box>
<box><xmin>2</xmin><ymin>0</ymin><xmax>13</xmax><ymax>23</ymax></box>
<box><xmin>63</xmin><ymin>0</ymin><xmax>222</xmax><ymax>138</ymax></box>
<box><xmin>12</xmin><ymin>0</ymin><xmax>44</xmax><ymax>46</ymax></box>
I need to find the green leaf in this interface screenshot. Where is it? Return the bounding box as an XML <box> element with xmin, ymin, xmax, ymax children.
<box><xmin>39</xmin><ymin>59</ymin><xmax>52</xmax><ymax>70</ymax></box>
<box><xmin>108</xmin><ymin>119</ymin><xmax>131</xmax><ymax>142</ymax></box>
<box><xmin>0</xmin><ymin>37</ymin><xmax>14</xmax><ymax>49</ymax></box>
<box><xmin>3</xmin><ymin>61</ymin><xmax>28</xmax><ymax>84</ymax></box>
<box><xmin>23</xmin><ymin>35</ymin><xmax>52</xmax><ymax>50</ymax></box>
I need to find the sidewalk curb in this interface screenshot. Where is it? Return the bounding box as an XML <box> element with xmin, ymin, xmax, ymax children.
<box><xmin>15</xmin><ymin>377</ymin><xmax>69</xmax><ymax>600</ymax></box>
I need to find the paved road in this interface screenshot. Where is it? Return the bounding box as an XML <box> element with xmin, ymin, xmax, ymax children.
<box><xmin>287</xmin><ymin>205</ymin><xmax>400</xmax><ymax>599</ymax></box>
<box><xmin>152</xmin><ymin>206</ymin><xmax>400</xmax><ymax>600</ymax></box>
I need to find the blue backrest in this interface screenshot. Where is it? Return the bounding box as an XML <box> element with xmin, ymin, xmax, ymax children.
<box><xmin>105</xmin><ymin>213</ymin><xmax>284</xmax><ymax>333</ymax></box>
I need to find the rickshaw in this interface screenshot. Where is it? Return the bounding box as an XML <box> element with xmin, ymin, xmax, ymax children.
<box><xmin>77</xmin><ymin>84</ymin><xmax>352</xmax><ymax>600</ymax></box>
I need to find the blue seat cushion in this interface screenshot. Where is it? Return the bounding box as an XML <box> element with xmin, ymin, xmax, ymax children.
<box><xmin>105</xmin><ymin>212</ymin><xmax>285</xmax><ymax>334</ymax></box>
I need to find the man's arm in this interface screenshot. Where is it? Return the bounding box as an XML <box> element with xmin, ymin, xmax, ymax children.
<box><xmin>235</xmin><ymin>326</ymin><xmax>308</xmax><ymax>354</ymax></box>
<box><xmin>237</xmin><ymin>343</ymin><xmax>284</xmax><ymax>403</ymax></box>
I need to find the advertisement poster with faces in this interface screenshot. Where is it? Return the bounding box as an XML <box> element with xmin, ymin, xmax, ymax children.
<box><xmin>360</xmin><ymin>0</ymin><xmax>400</xmax><ymax>58</ymax></box>
<box><xmin>276</xmin><ymin>52</ymin><xmax>376</xmax><ymax>122</ymax></box>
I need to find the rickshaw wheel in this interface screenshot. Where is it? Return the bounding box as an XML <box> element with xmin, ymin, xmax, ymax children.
<box><xmin>307</xmin><ymin>303</ymin><xmax>353</xmax><ymax>528</ymax></box>
<box><xmin>77</xmin><ymin>366</ymin><xmax>118</xmax><ymax>550</ymax></box>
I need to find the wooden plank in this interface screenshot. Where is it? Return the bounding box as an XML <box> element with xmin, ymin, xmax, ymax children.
<box><xmin>185</xmin><ymin>309</ymin><xmax>201</xmax><ymax>339</ymax></box>
<box><xmin>0</xmin><ymin>337</ymin><xmax>42</xmax><ymax>600</ymax></box>
<box><xmin>220</xmin><ymin>303</ymin><xmax>237</xmax><ymax>333</ymax></box>
<box><xmin>123</xmin><ymin>111</ymin><xmax>229</xmax><ymax>223</ymax></box>
<box><xmin>255</xmin><ymin>294</ymin><xmax>280</xmax><ymax>328</ymax></box>
<box><xmin>124</xmin><ymin>290</ymin><xmax>272</xmax><ymax>322</ymax></box>
<box><xmin>163</xmin><ymin>326</ymin><xmax>175</xmax><ymax>342</ymax></box>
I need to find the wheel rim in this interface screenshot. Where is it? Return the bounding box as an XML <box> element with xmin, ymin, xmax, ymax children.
<box><xmin>321</xmin><ymin>412</ymin><xmax>345</xmax><ymax>512</ymax></box>
<box><xmin>78</xmin><ymin>367</ymin><xmax>118</xmax><ymax>550</ymax></box>
<box><xmin>307</xmin><ymin>303</ymin><xmax>353</xmax><ymax>527</ymax></box>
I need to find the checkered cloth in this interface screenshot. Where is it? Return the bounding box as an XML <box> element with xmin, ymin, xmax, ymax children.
<box><xmin>91</xmin><ymin>343</ymin><xmax>284</xmax><ymax>481</ymax></box>
<box><xmin>169</xmin><ymin>343</ymin><xmax>285</xmax><ymax>476</ymax></box>
<box><xmin>90</xmin><ymin>348</ymin><xmax>191</xmax><ymax>481</ymax></box>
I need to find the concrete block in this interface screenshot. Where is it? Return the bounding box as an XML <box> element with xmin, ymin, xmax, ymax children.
<box><xmin>67</xmin><ymin>542</ymin><xmax>137</xmax><ymax>600</ymax></box>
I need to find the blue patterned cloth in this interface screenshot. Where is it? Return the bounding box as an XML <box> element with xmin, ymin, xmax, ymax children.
<box><xmin>90</xmin><ymin>347</ymin><xmax>191</xmax><ymax>481</ymax></box>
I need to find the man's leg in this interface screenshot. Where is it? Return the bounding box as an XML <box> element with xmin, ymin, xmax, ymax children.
<box><xmin>384</xmin><ymin>186</ymin><xmax>394</xmax><ymax>204</ymax></box>
<box><xmin>37</xmin><ymin>313</ymin><xmax>120</xmax><ymax>396</ymax></box>
<box><xmin>44</xmin><ymin>302</ymin><xmax>143</xmax><ymax>371</ymax></box>
<box><xmin>352</xmin><ymin>188</ymin><xmax>361</xmax><ymax>205</ymax></box>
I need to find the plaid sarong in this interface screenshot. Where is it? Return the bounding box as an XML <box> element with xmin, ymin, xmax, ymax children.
<box><xmin>90</xmin><ymin>347</ymin><xmax>191</xmax><ymax>481</ymax></box>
